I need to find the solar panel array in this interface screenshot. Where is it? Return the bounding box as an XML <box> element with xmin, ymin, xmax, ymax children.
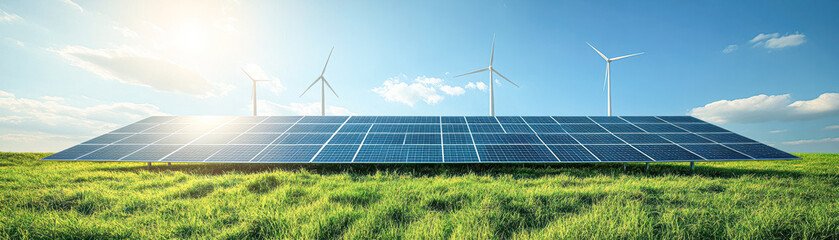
<box><xmin>42</xmin><ymin>116</ymin><xmax>798</xmax><ymax>163</ymax></box>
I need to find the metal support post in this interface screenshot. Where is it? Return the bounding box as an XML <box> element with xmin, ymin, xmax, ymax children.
<box><xmin>645</xmin><ymin>162</ymin><xmax>649</xmax><ymax>171</ymax></box>
<box><xmin>622</xmin><ymin>162</ymin><xmax>626</xmax><ymax>171</ymax></box>
<box><xmin>690</xmin><ymin>161</ymin><xmax>695</xmax><ymax>171</ymax></box>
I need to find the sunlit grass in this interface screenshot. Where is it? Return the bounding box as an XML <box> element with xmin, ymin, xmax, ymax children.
<box><xmin>1</xmin><ymin>152</ymin><xmax>837</xmax><ymax>239</ymax></box>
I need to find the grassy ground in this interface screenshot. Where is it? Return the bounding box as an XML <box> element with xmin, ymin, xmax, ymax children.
<box><xmin>0</xmin><ymin>152</ymin><xmax>837</xmax><ymax>240</ymax></box>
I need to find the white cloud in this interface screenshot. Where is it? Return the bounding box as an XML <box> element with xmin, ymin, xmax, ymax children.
<box><xmin>824</xmin><ymin>125</ymin><xmax>839</xmax><ymax>130</ymax></box>
<box><xmin>689</xmin><ymin>93</ymin><xmax>839</xmax><ymax>124</ymax></box>
<box><xmin>257</xmin><ymin>100</ymin><xmax>354</xmax><ymax>116</ymax></box>
<box><xmin>722</xmin><ymin>44</ymin><xmax>738</xmax><ymax>54</ymax></box>
<box><xmin>466</xmin><ymin>81</ymin><xmax>488</xmax><ymax>91</ymax></box>
<box><xmin>59</xmin><ymin>0</ymin><xmax>84</xmax><ymax>12</ymax></box>
<box><xmin>242</xmin><ymin>63</ymin><xmax>285</xmax><ymax>94</ymax></box>
<box><xmin>53</xmin><ymin>46</ymin><xmax>233</xmax><ymax>98</ymax></box>
<box><xmin>769</xmin><ymin>129</ymin><xmax>788</xmax><ymax>134</ymax></box>
<box><xmin>782</xmin><ymin>137</ymin><xmax>839</xmax><ymax>145</ymax></box>
<box><xmin>113</xmin><ymin>25</ymin><xmax>139</xmax><ymax>39</ymax></box>
<box><xmin>0</xmin><ymin>8</ymin><xmax>22</xmax><ymax>23</ymax></box>
<box><xmin>4</xmin><ymin>37</ymin><xmax>24</xmax><ymax>47</ymax></box>
<box><xmin>372</xmin><ymin>76</ymin><xmax>443</xmax><ymax>107</ymax></box>
<box><xmin>750</xmin><ymin>32</ymin><xmax>806</xmax><ymax>49</ymax></box>
<box><xmin>440</xmin><ymin>85</ymin><xmax>466</xmax><ymax>96</ymax></box>
<box><xmin>0</xmin><ymin>89</ymin><xmax>165</xmax><ymax>151</ymax></box>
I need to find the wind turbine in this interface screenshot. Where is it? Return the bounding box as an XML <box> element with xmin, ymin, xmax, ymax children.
<box><xmin>454</xmin><ymin>34</ymin><xmax>519</xmax><ymax>116</ymax></box>
<box><xmin>300</xmin><ymin>47</ymin><xmax>339</xmax><ymax>116</ymax></box>
<box><xmin>586</xmin><ymin>42</ymin><xmax>644</xmax><ymax>116</ymax></box>
<box><xmin>242</xmin><ymin>68</ymin><xmax>270</xmax><ymax>116</ymax></box>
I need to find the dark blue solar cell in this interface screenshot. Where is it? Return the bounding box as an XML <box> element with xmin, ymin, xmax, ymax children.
<box><xmin>286</xmin><ymin>124</ymin><xmax>341</xmax><ymax>133</ymax></box>
<box><xmin>476</xmin><ymin>145</ymin><xmax>557</xmax><ymax>162</ymax></box>
<box><xmin>658</xmin><ymin>116</ymin><xmax>704</xmax><ymax>123</ymax></box>
<box><xmin>230</xmin><ymin>134</ymin><xmax>282</xmax><ymax>144</ymax></box>
<box><xmin>135</xmin><ymin>116</ymin><xmax>175</xmax><ymax>124</ymax></box>
<box><xmin>275</xmin><ymin>134</ymin><xmax>332</xmax><ymax>144</ymax></box>
<box><xmin>298</xmin><ymin>116</ymin><xmax>348</xmax><ymax>123</ymax></box>
<box><xmin>192</xmin><ymin>134</ymin><xmax>239</xmax><ymax>144</ymax></box>
<box><xmin>406</xmin><ymin>145</ymin><xmax>442</xmax><ymax>162</ymax></box>
<box><xmin>247</xmin><ymin>124</ymin><xmax>292</xmax><ymax>133</ymax></box>
<box><xmin>658</xmin><ymin>133</ymin><xmax>713</xmax><ymax>143</ymax></box>
<box><xmin>466</xmin><ymin>116</ymin><xmax>499</xmax><ymax>124</ymax></box>
<box><xmin>213</xmin><ymin>124</ymin><xmax>256</xmax><ymax>133</ymax></box>
<box><xmin>120</xmin><ymin>145</ymin><xmax>182</xmax><ymax>161</ymax></box>
<box><xmin>354</xmin><ymin>145</ymin><xmax>406</xmax><ymax>162</ymax></box>
<box><xmin>163</xmin><ymin>145</ymin><xmax>223</xmax><ymax>162</ymax></box>
<box><xmin>547</xmin><ymin>145</ymin><xmax>599</xmax><ymax>162</ymax></box>
<box><xmin>562</xmin><ymin>124</ymin><xmax>608</xmax><ymax>133</ymax></box>
<box><xmin>443</xmin><ymin>145</ymin><xmax>479</xmax><ymax>162</ymax></box>
<box><xmin>469</xmin><ymin>124</ymin><xmax>505</xmax><ymax>133</ymax></box>
<box><xmin>143</xmin><ymin>124</ymin><xmax>189</xmax><ymax>133</ymax></box>
<box><xmin>472</xmin><ymin>134</ymin><xmax>542</xmax><ymax>144</ymax></box>
<box><xmin>501</xmin><ymin>124</ymin><xmax>534</xmax><ymax>133</ymax></box>
<box><xmin>313</xmin><ymin>145</ymin><xmax>359</xmax><ymax>162</ymax></box>
<box><xmin>614</xmin><ymin>134</ymin><xmax>670</xmax><ymax>144</ymax></box>
<box><xmin>681</xmin><ymin>144</ymin><xmax>750</xmax><ymax>160</ymax></box>
<box><xmin>207</xmin><ymin>145</ymin><xmax>267</xmax><ymax>162</ymax></box>
<box><xmin>347</xmin><ymin>116</ymin><xmax>377</xmax><ymax>123</ymax></box>
<box><xmin>405</xmin><ymin>134</ymin><xmax>441</xmax><ymax>144</ymax></box>
<box><xmin>522</xmin><ymin>116</ymin><xmax>558</xmax><ymax>124</ymax></box>
<box><xmin>724</xmin><ymin>144</ymin><xmax>798</xmax><ymax>159</ymax></box>
<box><xmin>155</xmin><ymin>134</ymin><xmax>201</xmax><ymax>144</ymax></box>
<box><xmin>530</xmin><ymin>124</ymin><xmax>566</xmax><ymax>133</ymax></box>
<box><xmin>338</xmin><ymin>124</ymin><xmax>372</xmax><ymax>133</ymax></box>
<box><xmin>585</xmin><ymin>145</ymin><xmax>651</xmax><ymax>162</ymax></box>
<box><xmin>231</xmin><ymin>116</ymin><xmax>268</xmax><ymax>123</ymax></box>
<box><xmin>263</xmin><ymin>116</ymin><xmax>302</xmax><ymax>123</ymax></box>
<box><xmin>83</xmin><ymin>134</ymin><xmax>131</xmax><ymax>144</ymax></box>
<box><xmin>589</xmin><ymin>116</ymin><xmax>627</xmax><ymax>124</ymax></box>
<box><xmin>600</xmin><ymin>124</ymin><xmax>644</xmax><ymax>133</ymax></box>
<box><xmin>443</xmin><ymin>134</ymin><xmax>473</xmax><ymax>144</ymax></box>
<box><xmin>571</xmin><ymin>134</ymin><xmax>624</xmax><ymax>144</ymax></box>
<box><xmin>442</xmin><ymin>124</ymin><xmax>469</xmax><ymax>133</ymax></box>
<box><xmin>620</xmin><ymin>116</ymin><xmax>665</xmax><ymax>123</ymax></box>
<box><xmin>115</xmin><ymin>134</ymin><xmax>170</xmax><ymax>144</ymax></box>
<box><xmin>552</xmin><ymin>116</ymin><xmax>594</xmax><ymax>124</ymax></box>
<box><xmin>700</xmin><ymin>133</ymin><xmax>756</xmax><ymax>143</ymax></box>
<box><xmin>407</xmin><ymin>124</ymin><xmax>441</xmax><ymax>133</ymax></box>
<box><xmin>677</xmin><ymin>124</ymin><xmax>729</xmax><ymax>133</ymax></box>
<box><xmin>328</xmin><ymin>134</ymin><xmax>366</xmax><ymax>144</ymax></box>
<box><xmin>254</xmin><ymin>145</ymin><xmax>321</xmax><ymax>162</ymax></box>
<box><xmin>634</xmin><ymin>145</ymin><xmax>701</xmax><ymax>161</ymax></box>
<box><xmin>111</xmin><ymin>123</ymin><xmax>156</xmax><ymax>133</ymax></box>
<box><xmin>376</xmin><ymin>116</ymin><xmax>439</xmax><ymax>124</ymax></box>
<box><xmin>364</xmin><ymin>134</ymin><xmax>405</xmax><ymax>144</ymax></box>
<box><xmin>441</xmin><ymin>116</ymin><xmax>466</xmax><ymax>124</ymax></box>
<box><xmin>539</xmin><ymin>134</ymin><xmax>578</xmax><ymax>144</ymax></box>
<box><xmin>370</xmin><ymin>124</ymin><xmax>408</xmax><ymax>133</ymax></box>
<box><xmin>634</xmin><ymin>124</ymin><xmax>686</xmax><ymax>133</ymax></box>
<box><xmin>44</xmin><ymin>145</ymin><xmax>105</xmax><ymax>160</ymax></box>
<box><xmin>496</xmin><ymin>116</ymin><xmax>525</xmax><ymax>123</ymax></box>
<box><xmin>78</xmin><ymin>145</ymin><xmax>144</xmax><ymax>160</ymax></box>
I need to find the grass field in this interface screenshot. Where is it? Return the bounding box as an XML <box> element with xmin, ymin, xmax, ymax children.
<box><xmin>1</xmin><ymin>152</ymin><xmax>837</xmax><ymax>239</ymax></box>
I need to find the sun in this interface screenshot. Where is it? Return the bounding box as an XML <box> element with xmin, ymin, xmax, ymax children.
<box><xmin>174</xmin><ymin>20</ymin><xmax>209</xmax><ymax>51</ymax></box>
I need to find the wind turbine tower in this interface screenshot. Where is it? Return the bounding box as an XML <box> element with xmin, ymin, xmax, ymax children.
<box><xmin>454</xmin><ymin>34</ymin><xmax>519</xmax><ymax>116</ymax></box>
<box><xmin>301</xmin><ymin>47</ymin><xmax>339</xmax><ymax>116</ymax></box>
<box><xmin>586</xmin><ymin>42</ymin><xmax>644</xmax><ymax>116</ymax></box>
<box><xmin>242</xmin><ymin>68</ymin><xmax>270</xmax><ymax>116</ymax></box>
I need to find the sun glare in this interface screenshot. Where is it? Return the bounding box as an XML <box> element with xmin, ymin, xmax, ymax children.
<box><xmin>175</xmin><ymin>20</ymin><xmax>208</xmax><ymax>51</ymax></box>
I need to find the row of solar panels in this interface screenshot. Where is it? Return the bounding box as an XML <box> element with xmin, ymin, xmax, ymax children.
<box><xmin>45</xmin><ymin>142</ymin><xmax>792</xmax><ymax>163</ymax></box>
<box><xmin>133</xmin><ymin>116</ymin><xmax>705</xmax><ymax>124</ymax></box>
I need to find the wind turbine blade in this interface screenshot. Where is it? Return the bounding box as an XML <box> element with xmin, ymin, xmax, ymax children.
<box><xmin>491</xmin><ymin>69</ymin><xmax>519</xmax><ymax>87</ymax></box>
<box><xmin>300</xmin><ymin>78</ymin><xmax>320</xmax><ymax>97</ymax></box>
<box><xmin>490</xmin><ymin>33</ymin><xmax>496</xmax><ymax>65</ymax></box>
<box><xmin>323</xmin><ymin>78</ymin><xmax>339</xmax><ymax>98</ymax></box>
<box><xmin>321</xmin><ymin>47</ymin><xmax>334</xmax><ymax>76</ymax></box>
<box><xmin>453</xmin><ymin>68</ymin><xmax>489</xmax><ymax>78</ymax></box>
<box><xmin>241</xmin><ymin>68</ymin><xmax>256</xmax><ymax>81</ymax></box>
<box><xmin>603</xmin><ymin>66</ymin><xmax>608</xmax><ymax>91</ymax></box>
<box><xmin>609</xmin><ymin>52</ymin><xmax>644</xmax><ymax>61</ymax></box>
<box><xmin>586</xmin><ymin>42</ymin><xmax>608</xmax><ymax>61</ymax></box>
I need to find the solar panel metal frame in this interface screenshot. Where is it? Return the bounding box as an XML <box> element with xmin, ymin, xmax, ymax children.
<box><xmin>43</xmin><ymin>116</ymin><xmax>800</xmax><ymax>164</ymax></box>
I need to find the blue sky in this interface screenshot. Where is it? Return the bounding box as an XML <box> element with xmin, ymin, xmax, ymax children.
<box><xmin>0</xmin><ymin>0</ymin><xmax>837</xmax><ymax>153</ymax></box>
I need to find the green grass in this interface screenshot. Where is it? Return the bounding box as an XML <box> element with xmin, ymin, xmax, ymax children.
<box><xmin>1</xmin><ymin>152</ymin><xmax>838</xmax><ymax>240</ymax></box>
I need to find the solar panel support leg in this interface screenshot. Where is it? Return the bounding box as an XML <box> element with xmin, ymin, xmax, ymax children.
<box><xmin>168</xmin><ymin>162</ymin><xmax>171</xmax><ymax>166</ymax></box>
<box><xmin>690</xmin><ymin>161</ymin><xmax>695</xmax><ymax>171</ymax></box>
<box><xmin>622</xmin><ymin>162</ymin><xmax>626</xmax><ymax>171</ymax></box>
<box><xmin>645</xmin><ymin>162</ymin><xmax>649</xmax><ymax>171</ymax></box>
<box><xmin>147</xmin><ymin>162</ymin><xmax>151</xmax><ymax>167</ymax></box>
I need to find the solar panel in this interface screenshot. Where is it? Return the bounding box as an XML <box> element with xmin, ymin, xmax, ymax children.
<box><xmin>44</xmin><ymin>116</ymin><xmax>798</xmax><ymax>163</ymax></box>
